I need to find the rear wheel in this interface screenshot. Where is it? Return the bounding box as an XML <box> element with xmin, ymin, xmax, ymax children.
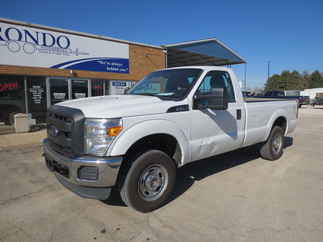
<box><xmin>120</xmin><ymin>150</ymin><xmax>176</xmax><ymax>213</ymax></box>
<box><xmin>259</xmin><ymin>126</ymin><xmax>284</xmax><ymax>161</ymax></box>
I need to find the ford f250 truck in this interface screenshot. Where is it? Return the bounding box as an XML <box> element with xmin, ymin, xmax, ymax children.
<box><xmin>43</xmin><ymin>66</ymin><xmax>298</xmax><ymax>212</ymax></box>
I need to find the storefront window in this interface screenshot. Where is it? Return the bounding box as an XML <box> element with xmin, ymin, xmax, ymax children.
<box><xmin>71</xmin><ymin>79</ymin><xmax>88</xmax><ymax>99</ymax></box>
<box><xmin>0</xmin><ymin>75</ymin><xmax>26</xmax><ymax>124</ymax></box>
<box><xmin>49</xmin><ymin>78</ymin><xmax>68</xmax><ymax>105</ymax></box>
<box><xmin>91</xmin><ymin>80</ymin><xmax>104</xmax><ymax>96</ymax></box>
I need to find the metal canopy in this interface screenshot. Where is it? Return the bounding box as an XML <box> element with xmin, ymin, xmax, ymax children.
<box><xmin>163</xmin><ymin>38</ymin><xmax>246</xmax><ymax>68</ymax></box>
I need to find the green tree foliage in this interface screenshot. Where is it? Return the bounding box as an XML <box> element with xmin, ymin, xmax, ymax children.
<box><xmin>265</xmin><ymin>70</ymin><xmax>323</xmax><ymax>91</ymax></box>
<box><xmin>309</xmin><ymin>71</ymin><xmax>323</xmax><ymax>88</ymax></box>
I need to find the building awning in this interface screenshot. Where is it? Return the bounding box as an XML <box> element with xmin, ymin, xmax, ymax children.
<box><xmin>162</xmin><ymin>38</ymin><xmax>246</xmax><ymax>68</ymax></box>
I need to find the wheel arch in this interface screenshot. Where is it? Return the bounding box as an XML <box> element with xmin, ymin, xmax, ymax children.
<box><xmin>265</xmin><ymin>112</ymin><xmax>288</xmax><ymax>140</ymax></box>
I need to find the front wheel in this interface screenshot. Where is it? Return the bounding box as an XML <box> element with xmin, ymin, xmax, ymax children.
<box><xmin>259</xmin><ymin>126</ymin><xmax>284</xmax><ymax>161</ymax></box>
<box><xmin>120</xmin><ymin>150</ymin><xmax>176</xmax><ymax>213</ymax></box>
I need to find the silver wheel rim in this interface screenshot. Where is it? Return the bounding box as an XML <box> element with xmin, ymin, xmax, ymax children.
<box><xmin>272</xmin><ymin>133</ymin><xmax>283</xmax><ymax>153</ymax></box>
<box><xmin>138</xmin><ymin>164</ymin><xmax>168</xmax><ymax>202</ymax></box>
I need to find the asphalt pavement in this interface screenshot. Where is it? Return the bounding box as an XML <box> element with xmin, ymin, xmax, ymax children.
<box><xmin>1</xmin><ymin>108</ymin><xmax>323</xmax><ymax>242</ymax></box>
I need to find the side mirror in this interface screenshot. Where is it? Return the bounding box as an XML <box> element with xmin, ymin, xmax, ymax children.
<box><xmin>194</xmin><ymin>88</ymin><xmax>228</xmax><ymax>110</ymax></box>
<box><xmin>123</xmin><ymin>87</ymin><xmax>130</xmax><ymax>94</ymax></box>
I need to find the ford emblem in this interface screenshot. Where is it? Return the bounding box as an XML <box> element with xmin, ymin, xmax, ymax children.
<box><xmin>49</xmin><ymin>125</ymin><xmax>59</xmax><ymax>137</ymax></box>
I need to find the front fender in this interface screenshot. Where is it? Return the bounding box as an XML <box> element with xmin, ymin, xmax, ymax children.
<box><xmin>106</xmin><ymin>119</ymin><xmax>190</xmax><ymax>166</ymax></box>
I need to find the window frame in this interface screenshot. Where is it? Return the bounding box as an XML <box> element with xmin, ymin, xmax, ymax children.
<box><xmin>194</xmin><ymin>70</ymin><xmax>236</xmax><ymax>104</ymax></box>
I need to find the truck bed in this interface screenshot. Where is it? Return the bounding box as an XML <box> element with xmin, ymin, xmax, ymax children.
<box><xmin>243</xmin><ymin>98</ymin><xmax>298</xmax><ymax>147</ymax></box>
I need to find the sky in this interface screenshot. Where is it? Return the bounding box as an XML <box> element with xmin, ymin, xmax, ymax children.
<box><xmin>2</xmin><ymin>0</ymin><xmax>323</xmax><ymax>88</ymax></box>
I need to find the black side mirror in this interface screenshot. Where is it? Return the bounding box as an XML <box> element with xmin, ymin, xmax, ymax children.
<box><xmin>124</xmin><ymin>87</ymin><xmax>131</xmax><ymax>94</ymax></box>
<box><xmin>194</xmin><ymin>88</ymin><xmax>228</xmax><ymax>110</ymax></box>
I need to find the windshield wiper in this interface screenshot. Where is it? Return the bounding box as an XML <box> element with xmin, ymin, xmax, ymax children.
<box><xmin>129</xmin><ymin>93</ymin><xmax>180</xmax><ymax>100</ymax></box>
<box><xmin>132</xmin><ymin>93</ymin><xmax>158</xmax><ymax>97</ymax></box>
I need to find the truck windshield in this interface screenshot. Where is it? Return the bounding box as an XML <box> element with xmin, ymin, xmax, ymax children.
<box><xmin>128</xmin><ymin>68</ymin><xmax>203</xmax><ymax>99</ymax></box>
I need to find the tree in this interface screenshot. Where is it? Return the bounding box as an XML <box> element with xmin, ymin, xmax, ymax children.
<box><xmin>309</xmin><ymin>71</ymin><xmax>323</xmax><ymax>88</ymax></box>
<box><xmin>302</xmin><ymin>72</ymin><xmax>311</xmax><ymax>89</ymax></box>
<box><xmin>264</xmin><ymin>70</ymin><xmax>323</xmax><ymax>91</ymax></box>
<box><xmin>265</xmin><ymin>74</ymin><xmax>281</xmax><ymax>91</ymax></box>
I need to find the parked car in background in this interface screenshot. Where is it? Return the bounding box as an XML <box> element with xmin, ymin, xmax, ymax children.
<box><xmin>312</xmin><ymin>93</ymin><xmax>323</xmax><ymax>106</ymax></box>
<box><xmin>242</xmin><ymin>91</ymin><xmax>251</xmax><ymax>97</ymax></box>
<box><xmin>299</xmin><ymin>96</ymin><xmax>310</xmax><ymax>106</ymax></box>
<box><xmin>301</xmin><ymin>88</ymin><xmax>323</xmax><ymax>105</ymax></box>
<box><xmin>264</xmin><ymin>90</ymin><xmax>309</xmax><ymax>108</ymax></box>
<box><xmin>265</xmin><ymin>90</ymin><xmax>285</xmax><ymax>97</ymax></box>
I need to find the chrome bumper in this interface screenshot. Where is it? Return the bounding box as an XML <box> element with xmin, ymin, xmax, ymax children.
<box><xmin>43</xmin><ymin>138</ymin><xmax>122</xmax><ymax>189</ymax></box>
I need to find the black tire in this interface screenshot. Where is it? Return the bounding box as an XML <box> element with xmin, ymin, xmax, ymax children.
<box><xmin>120</xmin><ymin>150</ymin><xmax>176</xmax><ymax>213</ymax></box>
<box><xmin>259</xmin><ymin>126</ymin><xmax>284</xmax><ymax>161</ymax></box>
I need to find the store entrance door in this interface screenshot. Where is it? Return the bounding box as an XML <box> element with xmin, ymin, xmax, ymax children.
<box><xmin>49</xmin><ymin>78</ymin><xmax>69</xmax><ymax>105</ymax></box>
<box><xmin>71</xmin><ymin>79</ymin><xmax>88</xmax><ymax>99</ymax></box>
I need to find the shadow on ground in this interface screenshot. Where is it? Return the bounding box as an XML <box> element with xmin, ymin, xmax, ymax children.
<box><xmin>0</xmin><ymin>125</ymin><xmax>14</xmax><ymax>135</ymax></box>
<box><xmin>0</xmin><ymin>124</ymin><xmax>46</xmax><ymax>135</ymax></box>
<box><xmin>103</xmin><ymin>137</ymin><xmax>293</xmax><ymax>208</ymax></box>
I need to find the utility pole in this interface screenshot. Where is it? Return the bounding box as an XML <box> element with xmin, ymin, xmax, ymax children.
<box><xmin>244</xmin><ymin>63</ymin><xmax>247</xmax><ymax>90</ymax></box>
<box><xmin>267</xmin><ymin>61</ymin><xmax>271</xmax><ymax>81</ymax></box>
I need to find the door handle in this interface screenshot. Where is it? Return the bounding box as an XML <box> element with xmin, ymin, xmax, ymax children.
<box><xmin>236</xmin><ymin>109</ymin><xmax>242</xmax><ymax>120</ymax></box>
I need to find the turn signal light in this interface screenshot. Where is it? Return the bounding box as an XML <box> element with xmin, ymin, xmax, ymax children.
<box><xmin>108</xmin><ymin>126</ymin><xmax>123</xmax><ymax>136</ymax></box>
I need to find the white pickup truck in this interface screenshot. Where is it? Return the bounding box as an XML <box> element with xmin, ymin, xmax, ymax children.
<box><xmin>43</xmin><ymin>66</ymin><xmax>298</xmax><ymax>212</ymax></box>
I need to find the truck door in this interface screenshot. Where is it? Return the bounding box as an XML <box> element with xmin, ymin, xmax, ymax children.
<box><xmin>190</xmin><ymin>71</ymin><xmax>245</xmax><ymax>161</ymax></box>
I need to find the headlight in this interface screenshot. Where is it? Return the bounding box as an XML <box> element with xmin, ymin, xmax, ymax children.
<box><xmin>84</xmin><ymin>118</ymin><xmax>123</xmax><ymax>156</ymax></box>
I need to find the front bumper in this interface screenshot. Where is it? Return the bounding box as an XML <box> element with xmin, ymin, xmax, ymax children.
<box><xmin>43</xmin><ymin>138</ymin><xmax>122</xmax><ymax>200</ymax></box>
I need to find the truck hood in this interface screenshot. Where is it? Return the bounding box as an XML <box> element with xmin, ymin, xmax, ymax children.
<box><xmin>57</xmin><ymin>95</ymin><xmax>180</xmax><ymax>118</ymax></box>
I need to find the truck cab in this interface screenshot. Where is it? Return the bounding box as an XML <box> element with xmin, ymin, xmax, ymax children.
<box><xmin>43</xmin><ymin>66</ymin><xmax>297</xmax><ymax>212</ymax></box>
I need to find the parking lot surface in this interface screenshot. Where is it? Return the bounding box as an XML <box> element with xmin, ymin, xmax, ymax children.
<box><xmin>1</xmin><ymin>108</ymin><xmax>323</xmax><ymax>242</ymax></box>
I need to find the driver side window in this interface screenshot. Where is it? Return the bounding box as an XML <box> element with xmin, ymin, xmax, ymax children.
<box><xmin>197</xmin><ymin>71</ymin><xmax>236</xmax><ymax>103</ymax></box>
